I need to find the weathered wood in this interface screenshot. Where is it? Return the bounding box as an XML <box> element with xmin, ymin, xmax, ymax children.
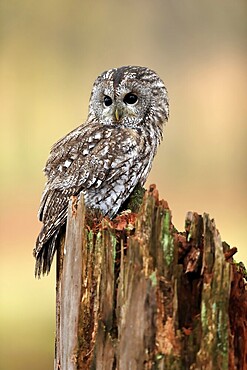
<box><xmin>54</xmin><ymin>186</ymin><xmax>247</xmax><ymax>370</ymax></box>
<box><xmin>194</xmin><ymin>214</ymin><xmax>231</xmax><ymax>369</ymax></box>
<box><xmin>55</xmin><ymin>195</ymin><xmax>85</xmax><ymax>370</ymax></box>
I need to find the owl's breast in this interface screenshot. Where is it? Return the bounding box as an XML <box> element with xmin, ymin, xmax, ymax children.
<box><xmin>82</xmin><ymin>127</ymin><xmax>156</xmax><ymax>217</ymax></box>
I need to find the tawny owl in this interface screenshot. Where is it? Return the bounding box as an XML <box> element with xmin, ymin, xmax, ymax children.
<box><xmin>34</xmin><ymin>66</ymin><xmax>169</xmax><ymax>277</ymax></box>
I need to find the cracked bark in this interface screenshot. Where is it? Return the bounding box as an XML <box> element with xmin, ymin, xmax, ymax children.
<box><xmin>54</xmin><ymin>186</ymin><xmax>247</xmax><ymax>370</ymax></box>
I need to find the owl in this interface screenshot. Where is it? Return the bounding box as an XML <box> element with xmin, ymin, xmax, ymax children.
<box><xmin>34</xmin><ymin>66</ymin><xmax>169</xmax><ymax>277</ymax></box>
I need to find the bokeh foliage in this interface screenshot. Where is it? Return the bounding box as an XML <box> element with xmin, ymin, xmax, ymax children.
<box><xmin>0</xmin><ymin>1</ymin><xmax>246</xmax><ymax>369</ymax></box>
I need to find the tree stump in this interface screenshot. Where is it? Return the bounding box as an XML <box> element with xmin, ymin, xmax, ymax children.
<box><xmin>54</xmin><ymin>186</ymin><xmax>247</xmax><ymax>370</ymax></box>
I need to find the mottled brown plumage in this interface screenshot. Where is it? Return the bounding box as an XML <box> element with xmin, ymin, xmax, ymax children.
<box><xmin>34</xmin><ymin>66</ymin><xmax>169</xmax><ymax>277</ymax></box>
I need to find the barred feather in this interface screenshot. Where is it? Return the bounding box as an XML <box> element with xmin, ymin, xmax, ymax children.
<box><xmin>34</xmin><ymin>66</ymin><xmax>169</xmax><ymax>277</ymax></box>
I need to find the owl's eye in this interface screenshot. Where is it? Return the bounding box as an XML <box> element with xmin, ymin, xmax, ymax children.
<box><xmin>103</xmin><ymin>95</ymin><xmax>113</xmax><ymax>107</ymax></box>
<box><xmin>123</xmin><ymin>93</ymin><xmax>138</xmax><ymax>105</ymax></box>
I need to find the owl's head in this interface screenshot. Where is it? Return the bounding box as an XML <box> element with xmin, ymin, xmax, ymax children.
<box><xmin>88</xmin><ymin>66</ymin><xmax>169</xmax><ymax>131</ymax></box>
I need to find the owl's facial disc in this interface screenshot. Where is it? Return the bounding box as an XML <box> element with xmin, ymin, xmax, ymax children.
<box><xmin>90</xmin><ymin>66</ymin><xmax>169</xmax><ymax>128</ymax></box>
<box><xmin>98</xmin><ymin>89</ymin><xmax>143</xmax><ymax>127</ymax></box>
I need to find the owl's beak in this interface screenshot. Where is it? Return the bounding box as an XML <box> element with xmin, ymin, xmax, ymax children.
<box><xmin>115</xmin><ymin>107</ymin><xmax>123</xmax><ymax>122</ymax></box>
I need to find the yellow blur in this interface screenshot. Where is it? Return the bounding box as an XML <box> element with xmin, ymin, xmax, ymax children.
<box><xmin>0</xmin><ymin>1</ymin><xmax>246</xmax><ymax>369</ymax></box>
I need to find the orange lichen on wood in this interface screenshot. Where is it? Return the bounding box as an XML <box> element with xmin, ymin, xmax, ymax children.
<box><xmin>55</xmin><ymin>185</ymin><xmax>247</xmax><ymax>370</ymax></box>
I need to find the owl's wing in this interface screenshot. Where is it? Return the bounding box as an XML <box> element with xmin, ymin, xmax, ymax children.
<box><xmin>35</xmin><ymin>123</ymin><xmax>146</xmax><ymax>276</ymax></box>
<box><xmin>43</xmin><ymin>121</ymin><xmax>145</xmax><ymax>193</ymax></box>
<box><xmin>37</xmin><ymin>122</ymin><xmax>103</xmax><ymax>234</ymax></box>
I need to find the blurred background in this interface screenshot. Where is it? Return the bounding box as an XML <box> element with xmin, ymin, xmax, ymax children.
<box><xmin>0</xmin><ymin>0</ymin><xmax>246</xmax><ymax>369</ymax></box>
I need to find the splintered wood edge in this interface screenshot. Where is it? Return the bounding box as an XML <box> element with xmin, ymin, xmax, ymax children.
<box><xmin>59</xmin><ymin>194</ymin><xmax>85</xmax><ymax>370</ymax></box>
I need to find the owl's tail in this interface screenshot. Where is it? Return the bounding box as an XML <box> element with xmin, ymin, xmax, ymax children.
<box><xmin>33</xmin><ymin>231</ymin><xmax>59</xmax><ymax>278</ymax></box>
